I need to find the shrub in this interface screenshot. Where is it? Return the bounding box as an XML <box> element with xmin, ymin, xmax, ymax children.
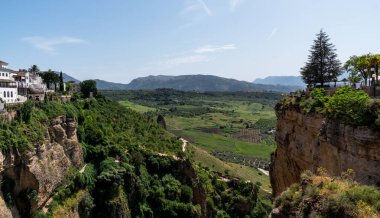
<box><xmin>326</xmin><ymin>86</ymin><xmax>370</xmax><ymax>125</ymax></box>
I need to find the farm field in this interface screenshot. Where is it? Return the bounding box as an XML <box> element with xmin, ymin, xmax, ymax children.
<box><xmin>102</xmin><ymin>89</ymin><xmax>281</xmax><ymax>189</ymax></box>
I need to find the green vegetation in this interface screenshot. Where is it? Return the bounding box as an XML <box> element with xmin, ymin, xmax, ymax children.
<box><xmin>183</xmin><ymin>130</ymin><xmax>274</xmax><ymax>159</ymax></box>
<box><xmin>119</xmin><ymin>100</ymin><xmax>155</xmax><ymax>113</ymax></box>
<box><xmin>39</xmin><ymin>69</ymin><xmax>60</xmax><ymax>90</ymax></box>
<box><xmin>344</xmin><ymin>54</ymin><xmax>380</xmax><ymax>86</ymax></box>
<box><xmin>188</xmin><ymin>145</ymin><xmax>271</xmax><ymax>191</ymax></box>
<box><xmin>0</xmin><ymin>91</ymin><xmax>273</xmax><ymax>217</ymax></box>
<box><xmin>103</xmin><ymin>89</ymin><xmax>279</xmax><ymax>160</ymax></box>
<box><xmin>280</xmin><ymin>86</ymin><xmax>380</xmax><ymax>127</ymax></box>
<box><xmin>102</xmin><ymin>89</ymin><xmax>279</xmax><ymax>193</ymax></box>
<box><xmin>274</xmin><ymin>169</ymin><xmax>380</xmax><ymax>217</ymax></box>
<box><xmin>301</xmin><ymin>30</ymin><xmax>341</xmax><ymax>87</ymax></box>
<box><xmin>0</xmin><ymin>101</ymin><xmax>45</xmax><ymax>151</ymax></box>
<box><xmin>79</xmin><ymin>80</ymin><xmax>98</xmax><ymax>98</ymax></box>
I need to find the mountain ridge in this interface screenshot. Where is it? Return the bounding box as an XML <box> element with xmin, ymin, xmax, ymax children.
<box><xmin>253</xmin><ymin>76</ymin><xmax>305</xmax><ymax>87</ymax></box>
<box><xmin>65</xmin><ymin>74</ymin><xmax>301</xmax><ymax>92</ymax></box>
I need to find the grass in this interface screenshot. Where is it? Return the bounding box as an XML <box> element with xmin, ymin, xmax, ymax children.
<box><xmin>182</xmin><ymin>129</ymin><xmax>275</xmax><ymax>159</ymax></box>
<box><xmin>188</xmin><ymin>144</ymin><xmax>271</xmax><ymax>193</ymax></box>
<box><xmin>119</xmin><ymin>100</ymin><xmax>156</xmax><ymax>112</ymax></box>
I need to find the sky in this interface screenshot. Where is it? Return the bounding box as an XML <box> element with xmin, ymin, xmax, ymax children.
<box><xmin>1</xmin><ymin>0</ymin><xmax>380</xmax><ymax>83</ymax></box>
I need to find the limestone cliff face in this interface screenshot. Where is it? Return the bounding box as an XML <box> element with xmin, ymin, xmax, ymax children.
<box><xmin>0</xmin><ymin>116</ymin><xmax>83</xmax><ymax>217</ymax></box>
<box><xmin>270</xmin><ymin>105</ymin><xmax>380</xmax><ymax>197</ymax></box>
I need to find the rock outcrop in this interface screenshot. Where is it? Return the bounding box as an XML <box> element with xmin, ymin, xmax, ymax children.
<box><xmin>270</xmin><ymin>105</ymin><xmax>380</xmax><ymax>197</ymax></box>
<box><xmin>0</xmin><ymin>116</ymin><xmax>83</xmax><ymax>217</ymax></box>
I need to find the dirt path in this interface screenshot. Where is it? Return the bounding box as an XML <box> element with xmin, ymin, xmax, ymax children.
<box><xmin>258</xmin><ymin>168</ymin><xmax>269</xmax><ymax>176</ymax></box>
<box><xmin>180</xmin><ymin>138</ymin><xmax>188</xmax><ymax>152</ymax></box>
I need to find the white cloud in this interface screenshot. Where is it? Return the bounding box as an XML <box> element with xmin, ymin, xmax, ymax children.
<box><xmin>194</xmin><ymin>44</ymin><xmax>237</xmax><ymax>54</ymax></box>
<box><xmin>197</xmin><ymin>0</ymin><xmax>212</xmax><ymax>16</ymax></box>
<box><xmin>267</xmin><ymin>28</ymin><xmax>278</xmax><ymax>40</ymax></box>
<box><xmin>23</xmin><ymin>36</ymin><xmax>85</xmax><ymax>53</ymax></box>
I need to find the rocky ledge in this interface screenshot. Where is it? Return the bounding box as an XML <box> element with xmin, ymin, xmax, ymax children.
<box><xmin>270</xmin><ymin>105</ymin><xmax>380</xmax><ymax>197</ymax></box>
<box><xmin>0</xmin><ymin>116</ymin><xmax>83</xmax><ymax>217</ymax></box>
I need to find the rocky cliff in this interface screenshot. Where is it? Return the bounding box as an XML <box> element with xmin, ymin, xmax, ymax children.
<box><xmin>0</xmin><ymin>116</ymin><xmax>83</xmax><ymax>217</ymax></box>
<box><xmin>270</xmin><ymin>102</ymin><xmax>380</xmax><ymax>197</ymax></box>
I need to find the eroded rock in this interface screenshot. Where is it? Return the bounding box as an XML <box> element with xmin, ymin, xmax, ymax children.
<box><xmin>0</xmin><ymin>116</ymin><xmax>83</xmax><ymax>216</ymax></box>
<box><xmin>270</xmin><ymin>107</ymin><xmax>380</xmax><ymax>197</ymax></box>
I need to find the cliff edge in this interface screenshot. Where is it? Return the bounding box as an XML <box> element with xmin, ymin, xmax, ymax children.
<box><xmin>270</xmin><ymin>96</ymin><xmax>380</xmax><ymax>197</ymax></box>
<box><xmin>0</xmin><ymin>116</ymin><xmax>83</xmax><ymax>217</ymax></box>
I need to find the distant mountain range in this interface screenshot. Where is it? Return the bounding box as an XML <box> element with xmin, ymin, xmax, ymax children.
<box><xmin>62</xmin><ymin>73</ymin><xmax>81</xmax><ymax>83</ymax></box>
<box><xmin>253</xmin><ymin>76</ymin><xmax>305</xmax><ymax>87</ymax></box>
<box><xmin>126</xmin><ymin>75</ymin><xmax>300</xmax><ymax>92</ymax></box>
<box><xmin>64</xmin><ymin>74</ymin><xmax>302</xmax><ymax>92</ymax></box>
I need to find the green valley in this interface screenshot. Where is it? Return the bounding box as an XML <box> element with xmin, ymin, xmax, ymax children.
<box><xmin>103</xmin><ymin>89</ymin><xmax>281</xmax><ymax>193</ymax></box>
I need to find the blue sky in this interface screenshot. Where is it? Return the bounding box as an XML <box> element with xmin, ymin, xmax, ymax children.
<box><xmin>1</xmin><ymin>0</ymin><xmax>380</xmax><ymax>83</ymax></box>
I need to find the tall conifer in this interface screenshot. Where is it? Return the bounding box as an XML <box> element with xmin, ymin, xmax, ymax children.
<box><xmin>301</xmin><ymin>30</ymin><xmax>341</xmax><ymax>87</ymax></box>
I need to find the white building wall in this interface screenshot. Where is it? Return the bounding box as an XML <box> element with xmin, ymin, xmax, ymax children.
<box><xmin>0</xmin><ymin>87</ymin><xmax>19</xmax><ymax>103</ymax></box>
<box><xmin>0</xmin><ymin>71</ymin><xmax>12</xmax><ymax>80</ymax></box>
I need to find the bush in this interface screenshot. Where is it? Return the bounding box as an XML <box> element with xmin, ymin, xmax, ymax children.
<box><xmin>326</xmin><ymin>86</ymin><xmax>370</xmax><ymax>125</ymax></box>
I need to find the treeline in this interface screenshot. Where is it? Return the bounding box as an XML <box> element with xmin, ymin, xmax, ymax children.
<box><xmin>101</xmin><ymin>89</ymin><xmax>282</xmax><ymax>107</ymax></box>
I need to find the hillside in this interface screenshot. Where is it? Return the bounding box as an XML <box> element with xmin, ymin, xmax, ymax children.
<box><xmin>253</xmin><ymin>76</ymin><xmax>305</xmax><ymax>87</ymax></box>
<box><xmin>94</xmin><ymin>79</ymin><xmax>129</xmax><ymax>90</ymax></box>
<box><xmin>0</xmin><ymin>96</ymin><xmax>271</xmax><ymax>217</ymax></box>
<box><xmin>271</xmin><ymin>170</ymin><xmax>380</xmax><ymax>217</ymax></box>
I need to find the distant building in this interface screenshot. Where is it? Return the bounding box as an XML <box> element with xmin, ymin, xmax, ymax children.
<box><xmin>0</xmin><ymin>60</ymin><xmax>46</xmax><ymax>103</ymax></box>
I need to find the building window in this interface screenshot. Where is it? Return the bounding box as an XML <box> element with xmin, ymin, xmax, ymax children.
<box><xmin>7</xmin><ymin>91</ymin><xmax>9</xmax><ymax>98</ymax></box>
<box><xmin>3</xmin><ymin>91</ymin><xmax>5</xmax><ymax>97</ymax></box>
<box><xmin>11</xmin><ymin>92</ymin><xmax>13</xmax><ymax>98</ymax></box>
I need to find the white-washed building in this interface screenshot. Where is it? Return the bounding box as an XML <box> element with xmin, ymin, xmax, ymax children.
<box><xmin>0</xmin><ymin>61</ymin><xmax>19</xmax><ymax>103</ymax></box>
<box><xmin>0</xmin><ymin>60</ymin><xmax>46</xmax><ymax>103</ymax></box>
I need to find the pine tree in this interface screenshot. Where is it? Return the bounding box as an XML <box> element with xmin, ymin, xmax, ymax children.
<box><xmin>301</xmin><ymin>30</ymin><xmax>341</xmax><ymax>87</ymax></box>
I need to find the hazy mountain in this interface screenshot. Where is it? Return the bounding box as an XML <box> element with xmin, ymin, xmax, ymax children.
<box><xmin>62</xmin><ymin>73</ymin><xmax>81</xmax><ymax>83</ymax></box>
<box><xmin>127</xmin><ymin>75</ymin><xmax>257</xmax><ymax>91</ymax></box>
<box><xmin>63</xmin><ymin>74</ymin><xmax>300</xmax><ymax>92</ymax></box>
<box><xmin>94</xmin><ymin>79</ymin><xmax>129</xmax><ymax>90</ymax></box>
<box><xmin>253</xmin><ymin>76</ymin><xmax>305</xmax><ymax>87</ymax></box>
<box><xmin>126</xmin><ymin>75</ymin><xmax>300</xmax><ymax>92</ymax></box>
<box><xmin>123</xmin><ymin>75</ymin><xmax>298</xmax><ymax>92</ymax></box>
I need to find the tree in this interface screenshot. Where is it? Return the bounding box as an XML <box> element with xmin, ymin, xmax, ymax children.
<box><xmin>343</xmin><ymin>56</ymin><xmax>362</xmax><ymax>85</ymax></box>
<box><xmin>59</xmin><ymin>72</ymin><xmax>64</xmax><ymax>92</ymax></box>
<box><xmin>157</xmin><ymin>115</ymin><xmax>167</xmax><ymax>130</ymax></box>
<box><xmin>80</xmin><ymin>80</ymin><xmax>98</xmax><ymax>98</ymax></box>
<box><xmin>301</xmin><ymin>30</ymin><xmax>342</xmax><ymax>87</ymax></box>
<box><xmin>28</xmin><ymin>65</ymin><xmax>40</xmax><ymax>75</ymax></box>
<box><xmin>39</xmin><ymin>69</ymin><xmax>60</xmax><ymax>90</ymax></box>
<box><xmin>344</xmin><ymin>55</ymin><xmax>372</xmax><ymax>86</ymax></box>
<box><xmin>368</xmin><ymin>54</ymin><xmax>380</xmax><ymax>85</ymax></box>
